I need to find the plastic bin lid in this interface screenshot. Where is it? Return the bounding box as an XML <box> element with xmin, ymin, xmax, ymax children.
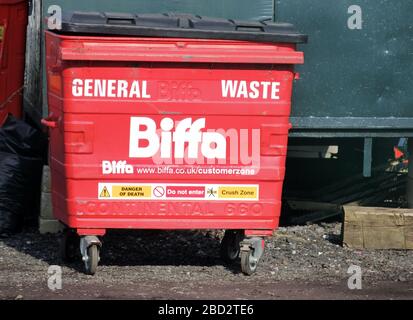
<box><xmin>56</xmin><ymin>12</ymin><xmax>308</xmax><ymax>44</ymax></box>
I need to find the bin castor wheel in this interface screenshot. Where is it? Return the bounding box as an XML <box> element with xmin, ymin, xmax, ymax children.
<box><xmin>80</xmin><ymin>236</ymin><xmax>102</xmax><ymax>275</ymax></box>
<box><xmin>240</xmin><ymin>237</ymin><xmax>265</xmax><ymax>276</ymax></box>
<box><xmin>60</xmin><ymin>229</ymin><xmax>79</xmax><ymax>263</ymax></box>
<box><xmin>240</xmin><ymin>250</ymin><xmax>258</xmax><ymax>275</ymax></box>
<box><xmin>220</xmin><ymin>230</ymin><xmax>244</xmax><ymax>263</ymax></box>
<box><xmin>84</xmin><ymin>245</ymin><xmax>99</xmax><ymax>275</ymax></box>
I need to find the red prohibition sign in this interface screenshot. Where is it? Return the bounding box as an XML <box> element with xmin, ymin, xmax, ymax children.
<box><xmin>153</xmin><ymin>186</ymin><xmax>165</xmax><ymax>198</ymax></box>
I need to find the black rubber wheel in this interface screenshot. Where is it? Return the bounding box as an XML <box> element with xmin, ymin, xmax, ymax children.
<box><xmin>241</xmin><ymin>250</ymin><xmax>258</xmax><ymax>276</ymax></box>
<box><xmin>60</xmin><ymin>229</ymin><xmax>79</xmax><ymax>263</ymax></box>
<box><xmin>220</xmin><ymin>230</ymin><xmax>243</xmax><ymax>263</ymax></box>
<box><xmin>84</xmin><ymin>244</ymin><xmax>99</xmax><ymax>275</ymax></box>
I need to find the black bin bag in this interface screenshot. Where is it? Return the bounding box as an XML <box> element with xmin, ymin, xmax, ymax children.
<box><xmin>0</xmin><ymin>115</ymin><xmax>47</xmax><ymax>235</ymax></box>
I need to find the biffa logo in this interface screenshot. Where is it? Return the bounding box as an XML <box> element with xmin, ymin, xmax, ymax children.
<box><xmin>129</xmin><ymin>117</ymin><xmax>260</xmax><ymax>166</ymax></box>
<box><xmin>129</xmin><ymin>117</ymin><xmax>226</xmax><ymax>160</ymax></box>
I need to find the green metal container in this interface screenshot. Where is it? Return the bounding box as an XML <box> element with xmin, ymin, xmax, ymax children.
<box><xmin>276</xmin><ymin>0</ymin><xmax>413</xmax><ymax>137</ymax></box>
<box><xmin>25</xmin><ymin>0</ymin><xmax>413</xmax><ymax>139</ymax></box>
<box><xmin>42</xmin><ymin>0</ymin><xmax>273</xmax><ymax>20</ymax></box>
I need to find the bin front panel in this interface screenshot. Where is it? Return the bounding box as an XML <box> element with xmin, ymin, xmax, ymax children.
<box><xmin>46</xmin><ymin>34</ymin><xmax>302</xmax><ymax>231</ymax></box>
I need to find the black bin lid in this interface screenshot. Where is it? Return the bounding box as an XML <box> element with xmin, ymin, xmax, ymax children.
<box><xmin>56</xmin><ymin>12</ymin><xmax>307</xmax><ymax>44</ymax></box>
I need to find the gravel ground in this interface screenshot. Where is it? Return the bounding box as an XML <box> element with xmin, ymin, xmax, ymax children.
<box><xmin>0</xmin><ymin>223</ymin><xmax>412</xmax><ymax>300</ymax></box>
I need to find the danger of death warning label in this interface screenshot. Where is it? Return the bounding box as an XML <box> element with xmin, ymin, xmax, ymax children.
<box><xmin>98</xmin><ymin>183</ymin><xmax>259</xmax><ymax>201</ymax></box>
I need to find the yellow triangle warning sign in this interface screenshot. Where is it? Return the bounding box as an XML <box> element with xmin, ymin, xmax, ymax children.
<box><xmin>100</xmin><ymin>186</ymin><xmax>111</xmax><ymax>198</ymax></box>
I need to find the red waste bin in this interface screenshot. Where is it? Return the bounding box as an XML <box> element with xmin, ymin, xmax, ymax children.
<box><xmin>0</xmin><ymin>0</ymin><xmax>28</xmax><ymax>126</ymax></box>
<box><xmin>44</xmin><ymin>12</ymin><xmax>306</xmax><ymax>275</ymax></box>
